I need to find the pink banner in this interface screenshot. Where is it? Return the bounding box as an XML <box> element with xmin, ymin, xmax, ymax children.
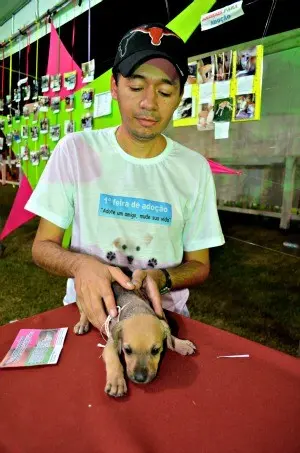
<box><xmin>0</xmin><ymin>175</ymin><xmax>35</xmax><ymax>240</ymax></box>
<box><xmin>45</xmin><ymin>23</ymin><xmax>84</xmax><ymax>99</ymax></box>
<box><xmin>208</xmin><ymin>159</ymin><xmax>242</xmax><ymax>175</ymax></box>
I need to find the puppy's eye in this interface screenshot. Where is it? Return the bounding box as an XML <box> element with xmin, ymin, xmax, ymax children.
<box><xmin>124</xmin><ymin>346</ymin><xmax>132</xmax><ymax>355</ymax></box>
<box><xmin>136</xmin><ymin>246</ymin><xmax>140</xmax><ymax>251</ymax></box>
<box><xmin>122</xmin><ymin>244</ymin><xmax>127</xmax><ymax>250</ymax></box>
<box><xmin>151</xmin><ymin>347</ymin><xmax>160</xmax><ymax>356</ymax></box>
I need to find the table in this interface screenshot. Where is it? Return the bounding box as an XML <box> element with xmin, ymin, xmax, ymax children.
<box><xmin>0</xmin><ymin>304</ymin><xmax>300</xmax><ymax>453</ymax></box>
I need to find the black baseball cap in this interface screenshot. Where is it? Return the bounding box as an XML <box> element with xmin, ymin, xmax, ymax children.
<box><xmin>113</xmin><ymin>23</ymin><xmax>189</xmax><ymax>90</ymax></box>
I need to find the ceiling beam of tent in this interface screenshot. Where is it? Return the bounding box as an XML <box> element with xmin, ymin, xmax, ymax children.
<box><xmin>189</xmin><ymin>27</ymin><xmax>300</xmax><ymax>63</ymax></box>
<box><xmin>0</xmin><ymin>0</ymin><xmax>104</xmax><ymax>59</ymax></box>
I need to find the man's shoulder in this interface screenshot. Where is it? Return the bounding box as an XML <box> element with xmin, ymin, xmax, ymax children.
<box><xmin>168</xmin><ymin>137</ymin><xmax>211</xmax><ymax>173</ymax></box>
<box><xmin>56</xmin><ymin>127</ymin><xmax>115</xmax><ymax>153</ymax></box>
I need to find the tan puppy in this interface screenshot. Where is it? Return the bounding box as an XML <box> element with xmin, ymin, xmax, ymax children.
<box><xmin>74</xmin><ymin>283</ymin><xmax>196</xmax><ymax>397</ymax></box>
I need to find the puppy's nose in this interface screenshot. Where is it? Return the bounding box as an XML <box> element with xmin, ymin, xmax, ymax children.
<box><xmin>133</xmin><ymin>368</ymin><xmax>148</xmax><ymax>383</ymax></box>
<box><xmin>127</xmin><ymin>256</ymin><xmax>134</xmax><ymax>264</ymax></box>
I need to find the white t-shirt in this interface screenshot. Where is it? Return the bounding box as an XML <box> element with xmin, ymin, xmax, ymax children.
<box><xmin>25</xmin><ymin>126</ymin><xmax>225</xmax><ymax>314</ymax></box>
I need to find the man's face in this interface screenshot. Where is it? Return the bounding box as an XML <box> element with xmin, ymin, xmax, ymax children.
<box><xmin>111</xmin><ymin>60</ymin><xmax>181</xmax><ymax>141</ymax></box>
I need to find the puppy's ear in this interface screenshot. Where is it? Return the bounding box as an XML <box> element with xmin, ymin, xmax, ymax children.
<box><xmin>144</xmin><ymin>233</ymin><xmax>153</xmax><ymax>245</ymax></box>
<box><xmin>113</xmin><ymin>238</ymin><xmax>121</xmax><ymax>248</ymax></box>
<box><xmin>159</xmin><ymin>318</ymin><xmax>175</xmax><ymax>349</ymax></box>
<box><xmin>111</xmin><ymin>322</ymin><xmax>123</xmax><ymax>354</ymax></box>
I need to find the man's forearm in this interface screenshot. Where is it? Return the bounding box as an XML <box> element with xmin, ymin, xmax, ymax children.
<box><xmin>149</xmin><ymin>260</ymin><xmax>210</xmax><ymax>292</ymax></box>
<box><xmin>32</xmin><ymin>240</ymin><xmax>87</xmax><ymax>278</ymax></box>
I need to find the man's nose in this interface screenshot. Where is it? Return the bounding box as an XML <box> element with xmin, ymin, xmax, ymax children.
<box><xmin>140</xmin><ymin>86</ymin><xmax>158</xmax><ymax>111</ymax></box>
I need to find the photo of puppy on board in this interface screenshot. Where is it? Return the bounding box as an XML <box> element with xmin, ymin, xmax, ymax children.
<box><xmin>74</xmin><ymin>281</ymin><xmax>196</xmax><ymax>398</ymax></box>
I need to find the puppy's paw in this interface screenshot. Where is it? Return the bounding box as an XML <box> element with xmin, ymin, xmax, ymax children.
<box><xmin>105</xmin><ymin>373</ymin><xmax>127</xmax><ymax>397</ymax></box>
<box><xmin>173</xmin><ymin>338</ymin><xmax>196</xmax><ymax>356</ymax></box>
<box><xmin>73</xmin><ymin>320</ymin><xmax>90</xmax><ymax>335</ymax></box>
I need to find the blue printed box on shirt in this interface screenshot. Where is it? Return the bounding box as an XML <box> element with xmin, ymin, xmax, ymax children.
<box><xmin>99</xmin><ymin>194</ymin><xmax>172</xmax><ymax>225</ymax></box>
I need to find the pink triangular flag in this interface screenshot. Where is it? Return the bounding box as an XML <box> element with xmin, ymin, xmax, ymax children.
<box><xmin>207</xmin><ymin>159</ymin><xmax>242</xmax><ymax>175</ymax></box>
<box><xmin>46</xmin><ymin>23</ymin><xmax>84</xmax><ymax>99</ymax></box>
<box><xmin>0</xmin><ymin>175</ymin><xmax>35</xmax><ymax>240</ymax></box>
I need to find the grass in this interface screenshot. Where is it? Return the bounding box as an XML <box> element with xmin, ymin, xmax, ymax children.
<box><xmin>0</xmin><ymin>185</ymin><xmax>300</xmax><ymax>356</ymax></box>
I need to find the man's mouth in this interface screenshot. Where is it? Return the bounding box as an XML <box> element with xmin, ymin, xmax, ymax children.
<box><xmin>135</xmin><ymin>117</ymin><xmax>159</xmax><ymax>127</ymax></box>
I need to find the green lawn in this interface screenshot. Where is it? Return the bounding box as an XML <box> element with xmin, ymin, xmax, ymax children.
<box><xmin>1</xmin><ymin>185</ymin><xmax>299</xmax><ymax>356</ymax></box>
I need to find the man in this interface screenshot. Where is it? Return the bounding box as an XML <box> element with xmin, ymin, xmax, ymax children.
<box><xmin>25</xmin><ymin>23</ymin><xmax>225</xmax><ymax>331</ymax></box>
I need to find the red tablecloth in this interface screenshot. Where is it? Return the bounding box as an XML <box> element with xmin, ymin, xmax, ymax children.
<box><xmin>0</xmin><ymin>304</ymin><xmax>299</xmax><ymax>453</ymax></box>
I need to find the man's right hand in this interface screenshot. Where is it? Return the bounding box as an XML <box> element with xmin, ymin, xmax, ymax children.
<box><xmin>73</xmin><ymin>256</ymin><xmax>135</xmax><ymax>330</ymax></box>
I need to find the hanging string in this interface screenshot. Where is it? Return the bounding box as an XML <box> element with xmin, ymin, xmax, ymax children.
<box><xmin>18</xmin><ymin>36</ymin><xmax>21</xmax><ymax>85</ymax></box>
<box><xmin>164</xmin><ymin>0</ymin><xmax>170</xmax><ymax>22</ymax></box>
<box><xmin>57</xmin><ymin>16</ymin><xmax>61</xmax><ymax>75</ymax></box>
<box><xmin>88</xmin><ymin>0</ymin><xmax>91</xmax><ymax>62</ymax></box>
<box><xmin>35</xmin><ymin>21</ymin><xmax>40</xmax><ymax>81</ymax></box>
<box><xmin>1</xmin><ymin>47</ymin><xmax>4</xmax><ymax>101</ymax></box>
<box><xmin>71</xmin><ymin>0</ymin><xmax>76</xmax><ymax>71</ymax></box>
<box><xmin>261</xmin><ymin>0</ymin><xmax>278</xmax><ymax>39</ymax></box>
<box><xmin>25</xmin><ymin>30</ymin><xmax>30</xmax><ymax>84</ymax></box>
<box><xmin>9</xmin><ymin>40</ymin><xmax>12</xmax><ymax>103</ymax></box>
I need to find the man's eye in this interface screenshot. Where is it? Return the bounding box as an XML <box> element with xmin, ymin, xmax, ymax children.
<box><xmin>151</xmin><ymin>347</ymin><xmax>161</xmax><ymax>356</ymax></box>
<box><xmin>129</xmin><ymin>87</ymin><xmax>143</xmax><ymax>92</ymax></box>
<box><xmin>124</xmin><ymin>346</ymin><xmax>132</xmax><ymax>355</ymax></box>
<box><xmin>159</xmin><ymin>92</ymin><xmax>171</xmax><ymax>97</ymax></box>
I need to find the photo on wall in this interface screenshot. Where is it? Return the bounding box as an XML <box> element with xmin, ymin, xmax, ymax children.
<box><xmin>213</xmin><ymin>97</ymin><xmax>233</xmax><ymax>122</ymax></box>
<box><xmin>187</xmin><ymin>62</ymin><xmax>198</xmax><ymax>84</ymax></box>
<box><xmin>31</xmin><ymin>126</ymin><xmax>39</xmax><ymax>141</ymax></box>
<box><xmin>40</xmin><ymin>118</ymin><xmax>49</xmax><ymax>134</ymax></box>
<box><xmin>32</xmin><ymin>79</ymin><xmax>39</xmax><ymax>100</ymax></box>
<box><xmin>64</xmin><ymin>71</ymin><xmax>77</xmax><ymax>91</ymax></box>
<box><xmin>64</xmin><ymin>120</ymin><xmax>75</xmax><ymax>134</ymax></box>
<box><xmin>40</xmin><ymin>145</ymin><xmax>50</xmax><ymax>160</ymax></box>
<box><xmin>173</xmin><ymin>96</ymin><xmax>196</xmax><ymax>120</ymax></box>
<box><xmin>81</xmin><ymin>88</ymin><xmax>94</xmax><ymax>109</ymax></box>
<box><xmin>65</xmin><ymin>94</ymin><xmax>75</xmax><ymax>112</ymax></box>
<box><xmin>39</xmin><ymin>96</ymin><xmax>50</xmax><ymax>112</ymax></box>
<box><xmin>82</xmin><ymin>59</ymin><xmax>95</xmax><ymax>83</ymax></box>
<box><xmin>22</xmin><ymin>85</ymin><xmax>31</xmax><ymax>101</ymax></box>
<box><xmin>81</xmin><ymin>113</ymin><xmax>93</xmax><ymax>130</ymax></box>
<box><xmin>235</xmin><ymin>93</ymin><xmax>256</xmax><ymax>120</ymax></box>
<box><xmin>32</xmin><ymin>104</ymin><xmax>39</xmax><ymax>123</ymax></box>
<box><xmin>21</xmin><ymin>125</ymin><xmax>29</xmax><ymax>139</ymax></box>
<box><xmin>197</xmin><ymin>102</ymin><xmax>215</xmax><ymax>131</ymax></box>
<box><xmin>41</xmin><ymin>75</ymin><xmax>50</xmax><ymax>92</ymax></box>
<box><xmin>21</xmin><ymin>144</ymin><xmax>29</xmax><ymax>161</ymax></box>
<box><xmin>197</xmin><ymin>56</ymin><xmax>215</xmax><ymax>84</ymax></box>
<box><xmin>12</xmin><ymin>130</ymin><xmax>21</xmax><ymax>143</ymax></box>
<box><xmin>50</xmin><ymin>74</ymin><xmax>61</xmax><ymax>92</ymax></box>
<box><xmin>236</xmin><ymin>47</ymin><xmax>257</xmax><ymax>77</ymax></box>
<box><xmin>50</xmin><ymin>125</ymin><xmax>60</xmax><ymax>142</ymax></box>
<box><xmin>30</xmin><ymin>151</ymin><xmax>39</xmax><ymax>166</ymax></box>
<box><xmin>51</xmin><ymin>96</ymin><xmax>61</xmax><ymax>114</ymax></box>
<box><xmin>214</xmin><ymin>51</ymin><xmax>233</xmax><ymax>81</ymax></box>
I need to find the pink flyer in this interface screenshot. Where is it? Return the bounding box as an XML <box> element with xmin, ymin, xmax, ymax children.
<box><xmin>0</xmin><ymin>328</ymin><xmax>68</xmax><ymax>368</ymax></box>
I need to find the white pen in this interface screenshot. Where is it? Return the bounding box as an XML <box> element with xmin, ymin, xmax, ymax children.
<box><xmin>217</xmin><ymin>354</ymin><xmax>250</xmax><ymax>358</ymax></box>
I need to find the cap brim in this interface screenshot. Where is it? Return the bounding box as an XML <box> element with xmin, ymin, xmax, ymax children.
<box><xmin>117</xmin><ymin>49</ymin><xmax>182</xmax><ymax>79</ymax></box>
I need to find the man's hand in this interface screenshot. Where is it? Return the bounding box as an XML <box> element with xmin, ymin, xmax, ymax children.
<box><xmin>130</xmin><ymin>269</ymin><xmax>164</xmax><ymax>317</ymax></box>
<box><xmin>74</xmin><ymin>256</ymin><xmax>135</xmax><ymax>330</ymax></box>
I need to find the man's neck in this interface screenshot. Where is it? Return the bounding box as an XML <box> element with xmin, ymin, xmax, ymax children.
<box><xmin>116</xmin><ymin>125</ymin><xmax>166</xmax><ymax>159</ymax></box>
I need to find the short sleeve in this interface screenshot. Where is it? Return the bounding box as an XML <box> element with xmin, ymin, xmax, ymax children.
<box><xmin>183</xmin><ymin>162</ymin><xmax>225</xmax><ymax>251</ymax></box>
<box><xmin>25</xmin><ymin>136</ymin><xmax>75</xmax><ymax>229</ymax></box>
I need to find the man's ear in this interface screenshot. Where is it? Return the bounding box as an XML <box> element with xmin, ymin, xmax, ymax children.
<box><xmin>159</xmin><ymin>318</ymin><xmax>175</xmax><ymax>349</ymax></box>
<box><xmin>111</xmin><ymin>322</ymin><xmax>123</xmax><ymax>354</ymax></box>
<box><xmin>111</xmin><ymin>75</ymin><xmax>118</xmax><ymax>100</ymax></box>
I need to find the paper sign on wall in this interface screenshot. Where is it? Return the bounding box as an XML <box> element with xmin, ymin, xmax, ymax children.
<box><xmin>201</xmin><ymin>1</ymin><xmax>244</xmax><ymax>31</ymax></box>
<box><xmin>94</xmin><ymin>92</ymin><xmax>112</xmax><ymax>118</ymax></box>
